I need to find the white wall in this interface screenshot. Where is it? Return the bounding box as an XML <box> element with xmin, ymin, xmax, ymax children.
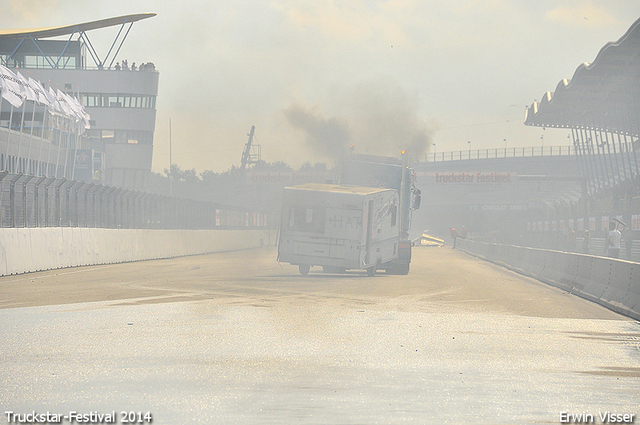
<box><xmin>0</xmin><ymin>228</ymin><xmax>274</xmax><ymax>276</ymax></box>
<box><xmin>457</xmin><ymin>239</ymin><xmax>640</xmax><ymax>320</ymax></box>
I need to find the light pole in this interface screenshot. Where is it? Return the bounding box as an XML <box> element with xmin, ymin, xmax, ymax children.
<box><xmin>467</xmin><ymin>141</ymin><xmax>471</xmax><ymax>159</ymax></box>
<box><xmin>432</xmin><ymin>143</ymin><xmax>436</xmax><ymax>161</ymax></box>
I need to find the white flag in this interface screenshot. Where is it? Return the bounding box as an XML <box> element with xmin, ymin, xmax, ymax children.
<box><xmin>41</xmin><ymin>84</ymin><xmax>56</xmax><ymax>105</ymax></box>
<box><xmin>58</xmin><ymin>89</ymin><xmax>82</xmax><ymax>115</ymax></box>
<box><xmin>28</xmin><ymin>77</ymin><xmax>50</xmax><ymax>106</ymax></box>
<box><xmin>57</xmin><ymin>89</ymin><xmax>91</xmax><ymax>131</ymax></box>
<box><xmin>16</xmin><ymin>72</ymin><xmax>37</xmax><ymax>102</ymax></box>
<box><xmin>0</xmin><ymin>65</ymin><xmax>25</xmax><ymax>108</ymax></box>
<box><xmin>48</xmin><ymin>87</ymin><xmax>65</xmax><ymax>115</ymax></box>
<box><xmin>56</xmin><ymin>88</ymin><xmax>75</xmax><ymax>116</ymax></box>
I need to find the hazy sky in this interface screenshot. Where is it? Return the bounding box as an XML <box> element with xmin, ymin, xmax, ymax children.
<box><xmin>2</xmin><ymin>1</ymin><xmax>640</xmax><ymax>173</ymax></box>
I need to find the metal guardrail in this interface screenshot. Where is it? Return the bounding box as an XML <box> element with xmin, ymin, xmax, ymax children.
<box><xmin>0</xmin><ymin>171</ymin><xmax>268</xmax><ymax>229</ymax></box>
<box><xmin>423</xmin><ymin>146</ymin><xmax>577</xmax><ymax>163</ymax></box>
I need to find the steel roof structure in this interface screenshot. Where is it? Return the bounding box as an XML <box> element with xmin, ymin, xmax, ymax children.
<box><xmin>524</xmin><ymin>17</ymin><xmax>640</xmax><ymax>137</ymax></box>
<box><xmin>524</xmin><ymin>17</ymin><xmax>640</xmax><ymax>201</ymax></box>
<box><xmin>0</xmin><ymin>13</ymin><xmax>156</xmax><ymax>70</ymax></box>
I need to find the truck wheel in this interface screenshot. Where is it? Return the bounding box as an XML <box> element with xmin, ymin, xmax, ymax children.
<box><xmin>366</xmin><ymin>265</ymin><xmax>377</xmax><ymax>277</ymax></box>
<box><xmin>299</xmin><ymin>264</ymin><xmax>310</xmax><ymax>276</ymax></box>
<box><xmin>386</xmin><ymin>264</ymin><xmax>410</xmax><ymax>275</ymax></box>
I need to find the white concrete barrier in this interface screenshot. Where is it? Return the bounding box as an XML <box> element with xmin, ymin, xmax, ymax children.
<box><xmin>4</xmin><ymin>228</ymin><xmax>33</xmax><ymax>274</ymax></box>
<box><xmin>457</xmin><ymin>239</ymin><xmax>640</xmax><ymax>320</ymax></box>
<box><xmin>0</xmin><ymin>228</ymin><xmax>274</xmax><ymax>277</ymax></box>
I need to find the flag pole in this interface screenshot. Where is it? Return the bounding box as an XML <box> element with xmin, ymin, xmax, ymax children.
<box><xmin>16</xmin><ymin>100</ymin><xmax>28</xmax><ymax>173</ymax></box>
<box><xmin>169</xmin><ymin>117</ymin><xmax>173</xmax><ymax>197</ymax></box>
<box><xmin>0</xmin><ymin>94</ymin><xmax>4</xmax><ymax>170</ymax></box>
<box><xmin>26</xmin><ymin>99</ymin><xmax>38</xmax><ymax>174</ymax></box>
<box><xmin>5</xmin><ymin>104</ymin><xmax>14</xmax><ymax>170</ymax></box>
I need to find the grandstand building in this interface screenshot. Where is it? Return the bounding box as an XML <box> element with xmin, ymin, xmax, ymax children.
<box><xmin>415</xmin><ymin>17</ymin><xmax>640</xmax><ymax>259</ymax></box>
<box><xmin>525</xmin><ymin>16</ymin><xmax>640</xmax><ymax>210</ymax></box>
<box><xmin>413</xmin><ymin>19</ymin><xmax>640</xmax><ymax>261</ymax></box>
<box><xmin>0</xmin><ymin>13</ymin><xmax>158</xmax><ymax>189</ymax></box>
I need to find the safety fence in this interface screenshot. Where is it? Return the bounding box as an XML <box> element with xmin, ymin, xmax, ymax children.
<box><xmin>0</xmin><ymin>171</ymin><xmax>269</xmax><ymax>229</ymax></box>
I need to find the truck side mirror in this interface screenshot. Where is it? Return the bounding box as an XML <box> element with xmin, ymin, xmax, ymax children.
<box><xmin>413</xmin><ymin>195</ymin><xmax>421</xmax><ymax>210</ymax></box>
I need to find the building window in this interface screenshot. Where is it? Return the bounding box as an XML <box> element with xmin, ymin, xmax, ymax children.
<box><xmin>101</xmin><ymin>130</ymin><xmax>115</xmax><ymax>143</ymax></box>
<box><xmin>108</xmin><ymin>96</ymin><xmax>121</xmax><ymax>107</ymax></box>
<box><xmin>115</xmin><ymin>130</ymin><xmax>128</xmax><ymax>144</ymax></box>
<box><xmin>95</xmin><ymin>130</ymin><xmax>153</xmax><ymax>144</ymax></box>
<box><xmin>84</xmin><ymin>94</ymin><xmax>102</xmax><ymax>107</ymax></box>
<box><xmin>24</xmin><ymin>55</ymin><xmax>45</xmax><ymax>68</ymax></box>
<box><xmin>21</xmin><ymin>55</ymin><xmax>77</xmax><ymax>69</ymax></box>
<box><xmin>81</xmin><ymin>93</ymin><xmax>156</xmax><ymax>109</ymax></box>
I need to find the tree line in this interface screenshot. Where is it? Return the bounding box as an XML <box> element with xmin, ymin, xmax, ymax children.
<box><xmin>148</xmin><ymin>160</ymin><xmax>331</xmax><ymax>213</ymax></box>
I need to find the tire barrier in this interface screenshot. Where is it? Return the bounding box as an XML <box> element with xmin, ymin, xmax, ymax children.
<box><xmin>457</xmin><ymin>239</ymin><xmax>640</xmax><ymax>320</ymax></box>
<box><xmin>0</xmin><ymin>227</ymin><xmax>273</xmax><ymax>276</ymax></box>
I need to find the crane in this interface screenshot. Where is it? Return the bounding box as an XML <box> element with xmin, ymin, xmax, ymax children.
<box><xmin>239</xmin><ymin>125</ymin><xmax>261</xmax><ymax>184</ymax></box>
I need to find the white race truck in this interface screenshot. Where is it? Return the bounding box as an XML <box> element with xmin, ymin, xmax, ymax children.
<box><xmin>277</xmin><ymin>183</ymin><xmax>400</xmax><ymax>276</ymax></box>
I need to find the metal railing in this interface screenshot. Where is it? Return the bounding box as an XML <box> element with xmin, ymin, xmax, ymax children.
<box><xmin>424</xmin><ymin>146</ymin><xmax>576</xmax><ymax>163</ymax></box>
<box><xmin>0</xmin><ymin>171</ymin><xmax>269</xmax><ymax>229</ymax></box>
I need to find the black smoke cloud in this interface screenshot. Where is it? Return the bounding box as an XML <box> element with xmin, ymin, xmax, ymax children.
<box><xmin>284</xmin><ymin>82</ymin><xmax>434</xmax><ymax>163</ymax></box>
<box><xmin>283</xmin><ymin>104</ymin><xmax>350</xmax><ymax>161</ymax></box>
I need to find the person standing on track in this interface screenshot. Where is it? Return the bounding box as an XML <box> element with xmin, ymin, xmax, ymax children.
<box><xmin>582</xmin><ymin>230</ymin><xmax>590</xmax><ymax>255</ymax></box>
<box><xmin>607</xmin><ymin>222</ymin><xmax>622</xmax><ymax>259</ymax></box>
<box><xmin>450</xmin><ymin>227</ymin><xmax>459</xmax><ymax>249</ymax></box>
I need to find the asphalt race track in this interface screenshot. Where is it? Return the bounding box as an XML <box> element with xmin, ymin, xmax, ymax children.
<box><xmin>1</xmin><ymin>246</ymin><xmax>639</xmax><ymax>424</ymax></box>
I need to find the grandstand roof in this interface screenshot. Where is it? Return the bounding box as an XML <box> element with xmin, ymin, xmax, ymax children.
<box><xmin>0</xmin><ymin>14</ymin><xmax>156</xmax><ymax>40</ymax></box>
<box><xmin>524</xmin><ymin>16</ymin><xmax>640</xmax><ymax>137</ymax></box>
